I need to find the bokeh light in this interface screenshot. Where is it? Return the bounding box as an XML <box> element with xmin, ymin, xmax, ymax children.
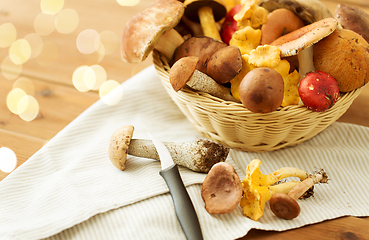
<box><xmin>76</xmin><ymin>29</ymin><xmax>100</xmax><ymax>54</ymax></box>
<box><xmin>24</xmin><ymin>33</ymin><xmax>44</xmax><ymax>59</ymax></box>
<box><xmin>40</xmin><ymin>0</ymin><xmax>64</xmax><ymax>15</ymax></box>
<box><xmin>55</xmin><ymin>9</ymin><xmax>79</xmax><ymax>34</ymax></box>
<box><xmin>72</xmin><ymin>65</ymin><xmax>90</xmax><ymax>92</ymax></box>
<box><xmin>34</xmin><ymin>13</ymin><xmax>56</xmax><ymax>36</ymax></box>
<box><xmin>117</xmin><ymin>0</ymin><xmax>140</xmax><ymax>6</ymax></box>
<box><xmin>0</xmin><ymin>23</ymin><xmax>17</xmax><ymax>48</ymax></box>
<box><xmin>99</xmin><ymin>30</ymin><xmax>119</xmax><ymax>55</ymax></box>
<box><xmin>9</xmin><ymin>39</ymin><xmax>32</xmax><ymax>65</ymax></box>
<box><xmin>17</xmin><ymin>95</ymin><xmax>40</xmax><ymax>122</ymax></box>
<box><xmin>36</xmin><ymin>41</ymin><xmax>59</xmax><ymax>67</ymax></box>
<box><xmin>99</xmin><ymin>80</ymin><xmax>123</xmax><ymax>105</ymax></box>
<box><xmin>84</xmin><ymin>65</ymin><xmax>107</xmax><ymax>90</ymax></box>
<box><xmin>6</xmin><ymin>88</ymin><xmax>27</xmax><ymax>114</ymax></box>
<box><xmin>1</xmin><ymin>56</ymin><xmax>23</xmax><ymax>80</ymax></box>
<box><xmin>13</xmin><ymin>77</ymin><xmax>36</xmax><ymax>96</ymax></box>
<box><xmin>0</xmin><ymin>147</ymin><xmax>17</xmax><ymax>173</ymax></box>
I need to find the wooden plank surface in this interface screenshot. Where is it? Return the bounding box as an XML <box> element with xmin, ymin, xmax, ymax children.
<box><xmin>0</xmin><ymin>0</ymin><xmax>368</xmax><ymax>239</ymax></box>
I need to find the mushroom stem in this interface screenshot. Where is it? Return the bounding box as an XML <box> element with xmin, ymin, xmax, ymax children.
<box><xmin>155</xmin><ymin>29</ymin><xmax>184</xmax><ymax>62</ymax></box>
<box><xmin>288</xmin><ymin>169</ymin><xmax>328</xmax><ymax>200</ymax></box>
<box><xmin>269</xmin><ymin>169</ymin><xmax>329</xmax><ymax>220</ymax></box>
<box><xmin>187</xmin><ymin>70</ymin><xmax>239</xmax><ymax>102</ymax></box>
<box><xmin>297</xmin><ymin>46</ymin><xmax>315</xmax><ymax>77</ymax></box>
<box><xmin>128</xmin><ymin>138</ymin><xmax>229</xmax><ymax>173</ymax></box>
<box><xmin>108</xmin><ymin>125</ymin><xmax>230</xmax><ymax>173</ymax></box>
<box><xmin>198</xmin><ymin>6</ymin><xmax>222</xmax><ymax>40</ymax></box>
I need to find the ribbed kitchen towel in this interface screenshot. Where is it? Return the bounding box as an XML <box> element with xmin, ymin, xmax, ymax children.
<box><xmin>0</xmin><ymin>65</ymin><xmax>368</xmax><ymax>240</ymax></box>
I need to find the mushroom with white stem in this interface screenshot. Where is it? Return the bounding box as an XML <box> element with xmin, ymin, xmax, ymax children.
<box><xmin>169</xmin><ymin>56</ymin><xmax>239</xmax><ymax>102</ymax></box>
<box><xmin>108</xmin><ymin>125</ymin><xmax>230</xmax><ymax>173</ymax></box>
<box><xmin>121</xmin><ymin>0</ymin><xmax>185</xmax><ymax>63</ymax></box>
<box><xmin>270</xmin><ymin>17</ymin><xmax>338</xmax><ymax>77</ymax></box>
<box><xmin>269</xmin><ymin>169</ymin><xmax>329</xmax><ymax>220</ymax></box>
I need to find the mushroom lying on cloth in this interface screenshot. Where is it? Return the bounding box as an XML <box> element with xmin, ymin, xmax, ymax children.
<box><xmin>240</xmin><ymin>159</ymin><xmax>308</xmax><ymax>221</ymax></box>
<box><xmin>121</xmin><ymin>0</ymin><xmax>185</xmax><ymax>63</ymax></box>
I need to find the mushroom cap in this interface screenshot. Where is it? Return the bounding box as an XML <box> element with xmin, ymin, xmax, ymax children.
<box><xmin>206</xmin><ymin>45</ymin><xmax>243</xmax><ymax>84</ymax></box>
<box><xmin>270</xmin><ymin>17</ymin><xmax>338</xmax><ymax>57</ymax></box>
<box><xmin>184</xmin><ymin>0</ymin><xmax>227</xmax><ymax>23</ymax></box>
<box><xmin>335</xmin><ymin>4</ymin><xmax>369</xmax><ymax>44</ymax></box>
<box><xmin>313</xmin><ymin>29</ymin><xmax>369</xmax><ymax>92</ymax></box>
<box><xmin>169</xmin><ymin>56</ymin><xmax>200</xmax><ymax>91</ymax></box>
<box><xmin>108</xmin><ymin>125</ymin><xmax>134</xmax><ymax>171</ymax></box>
<box><xmin>172</xmin><ymin>36</ymin><xmax>227</xmax><ymax>74</ymax></box>
<box><xmin>269</xmin><ymin>193</ymin><xmax>300</xmax><ymax>220</ymax></box>
<box><xmin>121</xmin><ymin>0</ymin><xmax>185</xmax><ymax>63</ymax></box>
<box><xmin>201</xmin><ymin>162</ymin><xmax>242</xmax><ymax>214</ymax></box>
<box><xmin>259</xmin><ymin>0</ymin><xmax>333</xmax><ymax>25</ymax></box>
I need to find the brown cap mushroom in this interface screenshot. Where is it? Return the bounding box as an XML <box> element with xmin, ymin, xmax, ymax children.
<box><xmin>259</xmin><ymin>0</ymin><xmax>333</xmax><ymax>25</ymax></box>
<box><xmin>184</xmin><ymin>0</ymin><xmax>227</xmax><ymax>40</ymax></box>
<box><xmin>313</xmin><ymin>28</ymin><xmax>369</xmax><ymax>92</ymax></box>
<box><xmin>201</xmin><ymin>162</ymin><xmax>243</xmax><ymax>214</ymax></box>
<box><xmin>172</xmin><ymin>36</ymin><xmax>227</xmax><ymax>73</ymax></box>
<box><xmin>121</xmin><ymin>0</ymin><xmax>185</xmax><ymax>63</ymax></box>
<box><xmin>206</xmin><ymin>45</ymin><xmax>243</xmax><ymax>84</ymax></box>
<box><xmin>336</xmin><ymin>4</ymin><xmax>369</xmax><ymax>44</ymax></box>
<box><xmin>109</xmin><ymin>125</ymin><xmax>134</xmax><ymax>171</ymax></box>
<box><xmin>169</xmin><ymin>56</ymin><xmax>239</xmax><ymax>102</ymax></box>
<box><xmin>108</xmin><ymin>125</ymin><xmax>230</xmax><ymax>173</ymax></box>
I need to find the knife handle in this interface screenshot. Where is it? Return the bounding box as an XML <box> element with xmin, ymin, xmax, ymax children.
<box><xmin>160</xmin><ymin>164</ymin><xmax>203</xmax><ymax>240</ymax></box>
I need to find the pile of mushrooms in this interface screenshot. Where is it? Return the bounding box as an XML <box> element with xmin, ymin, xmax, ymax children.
<box><xmin>201</xmin><ymin>159</ymin><xmax>329</xmax><ymax>221</ymax></box>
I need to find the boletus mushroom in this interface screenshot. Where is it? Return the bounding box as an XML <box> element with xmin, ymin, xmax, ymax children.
<box><xmin>121</xmin><ymin>0</ymin><xmax>185</xmax><ymax>63</ymax></box>
<box><xmin>169</xmin><ymin>56</ymin><xmax>239</xmax><ymax>102</ymax></box>
<box><xmin>201</xmin><ymin>162</ymin><xmax>243</xmax><ymax>214</ymax></box>
<box><xmin>108</xmin><ymin>125</ymin><xmax>230</xmax><ymax>173</ymax></box>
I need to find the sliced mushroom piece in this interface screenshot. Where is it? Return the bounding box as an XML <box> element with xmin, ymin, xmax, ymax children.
<box><xmin>201</xmin><ymin>162</ymin><xmax>243</xmax><ymax>214</ymax></box>
<box><xmin>169</xmin><ymin>56</ymin><xmax>239</xmax><ymax>102</ymax></box>
<box><xmin>121</xmin><ymin>0</ymin><xmax>185</xmax><ymax>63</ymax></box>
<box><xmin>172</xmin><ymin>36</ymin><xmax>227</xmax><ymax>74</ymax></box>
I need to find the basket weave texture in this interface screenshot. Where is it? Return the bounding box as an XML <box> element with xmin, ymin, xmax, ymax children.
<box><xmin>153</xmin><ymin>51</ymin><xmax>363</xmax><ymax>152</ymax></box>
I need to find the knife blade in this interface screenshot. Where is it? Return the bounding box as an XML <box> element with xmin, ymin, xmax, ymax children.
<box><xmin>148</xmin><ymin>133</ymin><xmax>203</xmax><ymax>240</ymax></box>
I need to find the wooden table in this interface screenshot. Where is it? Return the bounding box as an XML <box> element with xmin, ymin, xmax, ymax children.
<box><xmin>0</xmin><ymin>0</ymin><xmax>368</xmax><ymax>239</ymax></box>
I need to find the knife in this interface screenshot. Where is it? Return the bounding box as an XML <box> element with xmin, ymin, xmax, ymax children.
<box><xmin>148</xmin><ymin>133</ymin><xmax>203</xmax><ymax>240</ymax></box>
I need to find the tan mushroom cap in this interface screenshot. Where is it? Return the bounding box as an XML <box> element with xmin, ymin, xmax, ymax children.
<box><xmin>270</xmin><ymin>17</ymin><xmax>338</xmax><ymax>57</ymax></box>
<box><xmin>121</xmin><ymin>0</ymin><xmax>185</xmax><ymax>63</ymax></box>
<box><xmin>201</xmin><ymin>162</ymin><xmax>243</xmax><ymax>214</ymax></box>
<box><xmin>108</xmin><ymin>125</ymin><xmax>134</xmax><ymax>171</ymax></box>
<box><xmin>170</xmin><ymin>56</ymin><xmax>200</xmax><ymax>91</ymax></box>
<box><xmin>313</xmin><ymin>29</ymin><xmax>369</xmax><ymax>92</ymax></box>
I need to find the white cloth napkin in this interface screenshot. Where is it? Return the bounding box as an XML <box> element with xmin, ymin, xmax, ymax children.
<box><xmin>0</xmin><ymin>65</ymin><xmax>368</xmax><ymax>240</ymax></box>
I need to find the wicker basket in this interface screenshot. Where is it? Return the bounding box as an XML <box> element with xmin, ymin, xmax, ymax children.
<box><xmin>153</xmin><ymin>50</ymin><xmax>363</xmax><ymax>152</ymax></box>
